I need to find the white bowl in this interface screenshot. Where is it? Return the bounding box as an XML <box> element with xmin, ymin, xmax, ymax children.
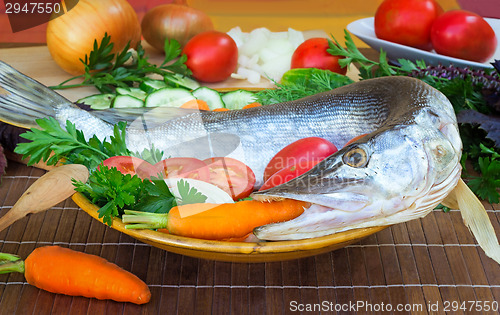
<box><xmin>347</xmin><ymin>17</ymin><xmax>500</xmax><ymax>69</ymax></box>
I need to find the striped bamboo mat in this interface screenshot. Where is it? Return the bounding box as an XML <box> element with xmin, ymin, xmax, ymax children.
<box><xmin>0</xmin><ymin>161</ymin><xmax>499</xmax><ymax>314</ymax></box>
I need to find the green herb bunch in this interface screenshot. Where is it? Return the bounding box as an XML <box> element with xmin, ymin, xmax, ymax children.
<box><xmin>51</xmin><ymin>33</ymin><xmax>192</xmax><ymax>94</ymax></box>
<box><xmin>14</xmin><ymin>117</ymin><xmax>207</xmax><ymax>226</ymax></box>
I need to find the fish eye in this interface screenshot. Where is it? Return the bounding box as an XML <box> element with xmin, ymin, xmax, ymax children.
<box><xmin>343</xmin><ymin>146</ymin><xmax>368</xmax><ymax>168</ymax></box>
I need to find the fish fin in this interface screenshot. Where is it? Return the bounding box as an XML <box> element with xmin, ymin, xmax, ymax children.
<box><xmin>0</xmin><ymin>61</ymin><xmax>70</xmax><ymax>129</ymax></box>
<box><xmin>454</xmin><ymin>178</ymin><xmax>500</xmax><ymax>264</ymax></box>
<box><xmin>92</xmin><ymin>106</ymin><xmax>205</xmax><ymax>128</ymax></box>
<box><xmin>441</xmin><ymin>191</ymin><xmax>459</xmax><ymax>209</ymax></box>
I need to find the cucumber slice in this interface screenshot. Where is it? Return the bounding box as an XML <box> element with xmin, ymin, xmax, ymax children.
<box><xmin>77</xmin><ymin>93</ymin><xmax>115</xmax><ymax>110</ymax></box>
<box><xmin>192</xmin><ymin>87</ymin><xmax>225</xmax><ymax>110</ymax></box>
<box><xmin>112</xmin><ymin>95</ymin><xmax>144</xmax><ymax>108</ymax></box>
<box><xmin>221</xmin><ymin>90</ymin><xmax>257</xmax><ymax>110</ymax></box>
<box><xmin>164</xmin><ymin>73</ymin><xmax>200</xmax><ymax>90</ymax></box>
<box><xmin>139</xmin><ymin>79</ymin><xmax>168</xmax><ymax>93</ymax></box>
<box><xmin>144</xmin><ymin>87</ymin><xmax>195</xmax><ymax>108</ymax></box>
<box><xmin>116</xmin><ymin>87</ymin><xmax>147</xmax><ymax>100</ymax></box>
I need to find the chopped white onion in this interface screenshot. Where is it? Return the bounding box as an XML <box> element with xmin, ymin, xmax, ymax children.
<box><xmin>227</xmin><ymin>26</ymin><xmax>305</xmax><ymax>84</ymax></box>
<box><xmin>236</xmin><ymin>67</ymin><xmax>261</xmax><ymax>84</ymax></box>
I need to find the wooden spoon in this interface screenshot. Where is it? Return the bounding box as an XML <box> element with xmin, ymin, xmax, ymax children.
<box><xmin>0</xmin><ymin>164</ymin><xmax>89</xmax><ymax>232</ymax></box>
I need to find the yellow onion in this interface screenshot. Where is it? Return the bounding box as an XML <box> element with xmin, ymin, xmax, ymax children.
<box><xmin>46</xmin><ymin>0</ymin><xmax>141</xmax><ymax>75</ymax></box>
<box><xmin>141</xmin><ymin>0</ymin><xmax>214</xmax><ymax>52</ymax></box>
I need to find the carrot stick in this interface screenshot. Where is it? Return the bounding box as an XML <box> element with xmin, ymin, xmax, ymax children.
<box><xmin>0</xmin><ymin>246</ymin><xmax>151</xmax><ymax>304</ymax></box>
<box><xmin>122</xmin><ymin>199</ymin><xmax>308</xmax><ymax>240</ymax></box>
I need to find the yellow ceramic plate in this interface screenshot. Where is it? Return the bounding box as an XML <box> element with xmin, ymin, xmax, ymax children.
<box><xmin>72</xmin><ymin>192</ymin><xmax>387</xmax><ymax>263</ymax></box>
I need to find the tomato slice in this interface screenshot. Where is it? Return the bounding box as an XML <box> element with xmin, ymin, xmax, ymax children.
<box><xmin>260</xmin><ymin>160</ymin><xmax>321</xmax><ymax>191</ymax></box>
<box><xmin>100</xmin><ymin>156</ymin><xmax>159</xmax><ymax>179</ymax></box>
<box><xmin>203</xmin><ymin>157</ymin><xmax>256</xmax><ymax>200</ymax></box>
<box><xmin>344</xmin><ymin>134</ymin><xmax>368</xmax><ymax>147</ymax></box>
<box><xmin>263</xmin><ymin>137</ymin><xmax>337</xmax><ymax>182</ymax></box>
<box><xmin>155</xmin><ymin>157</ymin><xmax>210</xmax><ymax>182</ymax></box>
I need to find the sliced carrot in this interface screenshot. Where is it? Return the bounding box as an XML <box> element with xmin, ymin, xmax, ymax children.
<box><xmin>180</xmin><ymin>99</ymin><xmax>210</xmax><ymax>110</ymax></box>
<box><xmin>242</xmin><ymin>102</ymin><xmax>262</xmax><ymax>109</ymax></box>
<box><xmin>0</xmin><ymin>246</ymin><xmax>151</xmax><ymax>304</ymax></box>
<box><xmin>212</xmin><ymin>107</ymin><xmax>230</xmax><ymax>112</ymax></box>
<box><xmin>123</xmin><ymin>199</ymin><xmax>308</xmax><ymax>240</ymax></box>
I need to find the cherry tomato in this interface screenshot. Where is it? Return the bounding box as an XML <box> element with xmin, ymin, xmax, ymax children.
<box><xmin>155</xmin><ymin>157</ymin><xmax>210</xmax><ymax>182</ymax></box>
<box><xmin>100</xmin><ymin>156</ymin><xmax>159</xmax><ymax>179</ymax></box>
<box><xmin>260</xmin><ymin>160</ymin><xmax>320</xmax><ymax>191</ymax></box>
<box><xmin>182</xmin><ymin>31</ymin><xmax>238</xmax><ymax>82</ymax></box>
<box><xmin>291</xmin><ymin>38</ymin><xmax>347</xmax><ymax>75</ymax></box>
<box><xmin>374</xmin><ymin>0</ymin><xmax>443</xmax><ymax>50</ymax></box>
<box><xmin>431</xmin><ymin>10</ymin><xmax>497</xmax><ymax>63</ymax></box>
<box><xmin>263</xmin><ymin>137</ymin><xmax>338</xmax><ymax>183</ymax></box>
<box><xmin>203</xmin><ymin>157</ymin><xmax>256</xmax><ymax>200</ymax></box>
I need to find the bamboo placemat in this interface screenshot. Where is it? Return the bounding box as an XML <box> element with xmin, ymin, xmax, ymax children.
<box><xmin>0</xmin><ymin>161</ymin><xmax>499</xmax><ymax>314</ymax></box>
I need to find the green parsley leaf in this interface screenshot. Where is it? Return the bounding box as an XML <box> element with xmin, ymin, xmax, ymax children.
<box><xmin>467</xmin><ymin>157</ymin><xmax>500</xmax><ymax>204</ymax></box>
<box><xmin>132</xmin><ymin>144</ymin><xmax>164</xmax><ymax>165</ymax></box>
<box><xmin>14</xmin><ymin>118</ymin><xmax>129</xmax><ymax>169</ymax></box>
<box><xmin>134</xmin><ymin>177</ymin><xmax>177</xmax><ymax>214</ymax></box>
<box><xmin>176</xmin><ymin>179</ymin><xmax>208</xmax><ymax>205</ymax></box>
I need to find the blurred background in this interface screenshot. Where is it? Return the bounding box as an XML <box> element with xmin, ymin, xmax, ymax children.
<box><xmin>0</xmin><ymin>0</ymin><xmax>465</xmax><ymax>47</ymax></box>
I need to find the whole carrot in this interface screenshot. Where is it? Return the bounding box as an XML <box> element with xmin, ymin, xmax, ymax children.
<box><xmin>123</xmin><ymin>199</ymin><xmax>308</xmax><ymax>240</ymax></box>
<box><xmin>0</xmin><ymin>246</ymin><xmax>151</xmax><ymax>304</ymax></box>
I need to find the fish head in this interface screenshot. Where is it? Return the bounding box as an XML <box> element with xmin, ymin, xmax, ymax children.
<box><xmin>252</xmin><ymin>121</ymin><xmax>461</xmax><ymax>219</ymax></box>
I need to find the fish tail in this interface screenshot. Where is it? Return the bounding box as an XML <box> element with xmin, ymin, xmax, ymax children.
<box><xmin>453</xmin><ymin>178</ymin><xmax>500</xmax><ymax>264</ymax></box>
<box><xmin>0</xmin><ymin>61</ymin><xmax>70</xmax><ymax>129</ymax></box>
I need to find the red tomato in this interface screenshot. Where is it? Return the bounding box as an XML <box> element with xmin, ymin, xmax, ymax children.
<box><xmin>182</xmin><ymin>31</ymin><xmax>238</xmax><ymax>82</ymax></box>
<box><xmin>263</xmin><ymin>137</ymin><xmax>338</xmax><ymax>183</ymax></box>
<box><xmin>155</xmin><ymin>157</ymin><xmax>210</xmax><ymax>182</ymax></box>
<box><xmin>203</xmin><ymin>157</ymin><xmax>256</xmax><ymax>200</ymax></box>
<box><xmin>100</xmin><ymin>156</ymin><xmax>159</xmax><ymax>179</ymax></box>
<box><xmin>430</xmin><ymin>10</ymin><xmax>497</xmax><ymax>63</ymax></box>
<box><xmin>260</xmin><ymin>160</ymin><xmax>321</xmax><ymax>191</ymax></box>
<box><xmin>291</xmin><ymin>38</ymin><xmax>347</xmax><ymax>75</ymax></box>
<box><xmin>374</xmin><ymin>0</ymin><xmax>443</xmax><ymax>50</ymax></box>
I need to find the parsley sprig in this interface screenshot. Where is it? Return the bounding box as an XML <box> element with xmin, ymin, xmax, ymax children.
<box><xmin>14</xmin><ymin>117</ymin><xmax>129</xmax><ymax>170</ymax></box>
<box><xmin>51</xmin><ymin>33</ymin><xmax>192</xmax><ymax>94</ymax></box>
<box><xmin>73</xmin><ymin>173</ymin><xmax>208</xmax><ymax>226</ymax></box>
<box><xmin>73</xmin><ymin>166</ymin><xmax>144</xmax><ymax>226</ymax></box>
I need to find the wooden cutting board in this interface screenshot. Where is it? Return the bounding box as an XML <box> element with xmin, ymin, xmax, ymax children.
<box><xmin>0</xmin><ymin>30</ymin><xmax>359</xmax><ymax>103</ymax></box>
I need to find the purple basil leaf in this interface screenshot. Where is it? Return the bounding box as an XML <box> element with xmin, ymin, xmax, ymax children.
<box><xmin>457</xmin><ymin>110</ymin><xmax>500</xmax><ymax>147</ymax></box>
